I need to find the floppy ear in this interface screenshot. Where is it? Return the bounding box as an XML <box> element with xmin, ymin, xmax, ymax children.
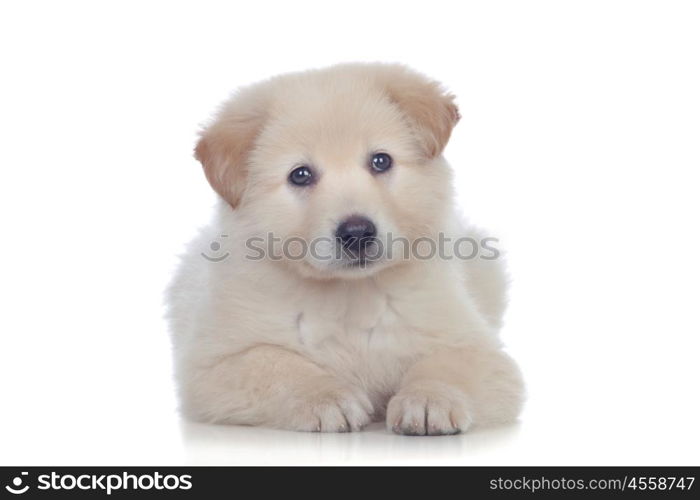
<box><xmin>378</xmin><ymin>66</ymin><xmax>460</xmax><ymax>158</ymax></box>
<box><xmin>194</xmin><ymin>89</ymin><xmax>268</xmax><ymax>208</ymax></box>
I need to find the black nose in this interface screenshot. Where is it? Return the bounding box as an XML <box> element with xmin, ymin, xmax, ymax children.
<box><xmin>335</xmin><ymin>216</ymin><xmax>377</xmax><ymax>252</ymax></box>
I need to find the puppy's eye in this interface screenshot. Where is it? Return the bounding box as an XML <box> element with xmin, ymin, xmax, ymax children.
<box><xmin>289</xmin><ymin>166</ymin><xmax>314</xmax><ymax>186</ymax></box>
<box><xmin>370</xmin><ymin>152</ymin><xmax>393</xmax><ymax>173</ymax></box>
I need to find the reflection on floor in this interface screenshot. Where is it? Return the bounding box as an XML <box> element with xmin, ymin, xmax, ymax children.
<box><xmin>179</xmin><ymin>420</ymin><xmax>522</xmax><ymax>465</ymax></box>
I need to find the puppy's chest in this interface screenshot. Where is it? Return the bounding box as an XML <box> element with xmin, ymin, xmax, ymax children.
<box><xmin>296</xmin><ymin>288</ymin><xmax>387</xmax><ymax>345</ymax></box>
<box><xmin>278</xmin><ymin>277</ymin><xmax>458</xmax><ymax>396</ymax></box>
<box><xmin>292</xmin><ymin>284</ymin><xmax>418</xmax><ymax>356</ymax></box>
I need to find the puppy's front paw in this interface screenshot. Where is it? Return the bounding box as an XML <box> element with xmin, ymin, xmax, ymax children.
<box><xmin>285</xmin><ymin>378</ymin><xmax>374</xmax><ymax>433</ymax></box>
<box><xmin>387</xmin><ymin>382</ymin><xmax>473</xmax><ymax>436</ymax></box>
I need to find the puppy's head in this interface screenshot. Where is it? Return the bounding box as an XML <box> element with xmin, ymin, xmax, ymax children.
<box><xmin>195</xmin><ymin>64</ymin><xmax>459</xmax><ymax>279</ymax></box>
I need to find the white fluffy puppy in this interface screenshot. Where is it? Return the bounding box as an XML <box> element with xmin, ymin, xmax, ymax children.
<box><xmin>167</xmin><ymin>63</ymin><xmax>524</xmax><ymax>435</ymax></box>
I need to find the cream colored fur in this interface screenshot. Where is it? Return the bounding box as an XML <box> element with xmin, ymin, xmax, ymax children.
<box><xmin>167</xmin><ymin>63</ymin><xmax>524</xmax><ymax>435</ymax></box>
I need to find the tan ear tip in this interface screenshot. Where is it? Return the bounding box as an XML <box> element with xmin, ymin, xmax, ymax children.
<box><xmin>454</xmin><ymin>106</ymin><xmax>462</xmax><ymax>123</ymax></box>
<box><xmin>193</xmin><ymin>137</ymin><xmax>208</xmax><ymax>164</ymax></box>
<box><xmin>446</xmin><ymin>94</ymin><xmax>461</xmax><ymax>124</ymax></box>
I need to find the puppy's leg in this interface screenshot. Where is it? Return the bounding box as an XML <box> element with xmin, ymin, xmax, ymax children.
<box><xmin>180</xmin><ymin>344</ymin><xmax>373</xmax><ymax>432</ymax></box>
<box><xmin>387</xmin><ymin>345</ymin><xmax>524</xmax><ymax>435</ymax></box>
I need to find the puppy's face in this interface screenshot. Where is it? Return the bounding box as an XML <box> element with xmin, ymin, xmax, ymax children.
<box><xmin>196</xmin><ymin>64</ymin><xmax>459</xmax><ymax>279</ymax></box>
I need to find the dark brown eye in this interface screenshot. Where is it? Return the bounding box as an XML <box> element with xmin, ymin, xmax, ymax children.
<box><xmin>371</xmin><ymin>152</ymin><xmax>393</xmax><ymax>173</ymax></box>
<box><xmin>289</xmin><ymin>166</ymin><xmax>314</xmax><ymax>186</ymax></box>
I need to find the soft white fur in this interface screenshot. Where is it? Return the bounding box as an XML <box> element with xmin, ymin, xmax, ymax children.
<box><xmin>167</xmin><ymin>63</ymin><xmax>524</xmax><ymax>435</ymax></box>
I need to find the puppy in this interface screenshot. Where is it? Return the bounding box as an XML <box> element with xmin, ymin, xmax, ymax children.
<box><xmin>167</xmin><ymin>63</ymin><xmax>524</xmax><ymax>435</ymax></box>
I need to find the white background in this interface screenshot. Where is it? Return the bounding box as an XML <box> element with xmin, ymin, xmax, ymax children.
<box><xmin>1</xmin><ymin>0</ymin><xmax>699</xmax><ymax>465</ymax></box>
